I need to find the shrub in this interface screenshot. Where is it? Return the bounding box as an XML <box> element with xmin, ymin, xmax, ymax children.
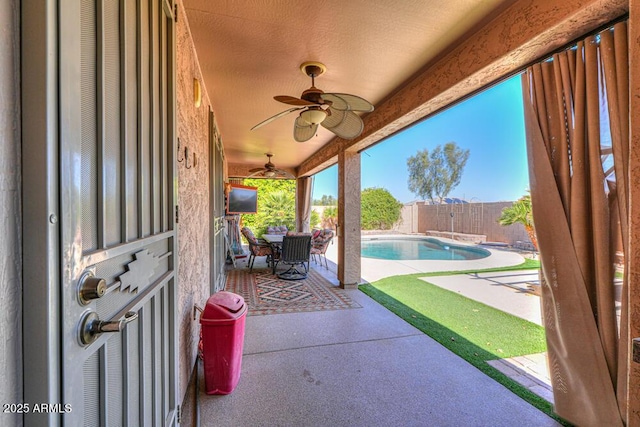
<box><xmin>361</xmin><ymin>187</ymin><xmax>403</xmax><ymax>230</ymax></box>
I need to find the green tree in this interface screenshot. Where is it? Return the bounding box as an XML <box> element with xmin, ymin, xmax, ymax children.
<box><xmin>407</xmin><ymin>142</ymin><xmax>470</xmax><ymax>203</ymax></box>
<box><xmin>361</xmin><ymin>187</ymin><xmax>403</xmax><ymax>230</ymax></box>
<box><xmin>322</xmin><ymin>206</ymin><xmax>338</xmax><ymax>229</ymax></box>
<box><xmin>310</xmin><ymin>209</ymin><xmax>320</xmax><ymax>229</ymax></box>
<box><xmin>313</xmin><ymin>194</ymin><xmax>337</xmax><ymax>206</ymax></box>
<box><xmin>498</xmin><ymin>194</ymin><xmax>538</xmax><ymax>250</ymax></box>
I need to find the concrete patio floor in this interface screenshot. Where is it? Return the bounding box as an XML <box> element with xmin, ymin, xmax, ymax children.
<box><xmin>182</xmin><ymin>240</ymin><xmax>559</xmax><ymax>426</ymax></box>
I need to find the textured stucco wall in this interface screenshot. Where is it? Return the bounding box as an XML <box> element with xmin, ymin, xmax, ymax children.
<box><xmin>176</xmin><ymin>0</ymin><xmax>218</xmax><ymax>403</ymax></box>
<box><xmin>0</xmin><ymin>1</ymin><xmax>21</xmax><ymax>427</ymax></box>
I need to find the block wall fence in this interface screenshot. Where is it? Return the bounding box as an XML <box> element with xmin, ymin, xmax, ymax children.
<box><xmin>393</xmin><ymin>201</ymin><xmax>531</xmax><ymax>246</ymax></box>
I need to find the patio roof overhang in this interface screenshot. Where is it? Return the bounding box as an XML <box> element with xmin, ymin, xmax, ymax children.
<box><xmin>183</xmin><ymin>0</ymin><xmax>627</xmax><ymax>179</ymax></box>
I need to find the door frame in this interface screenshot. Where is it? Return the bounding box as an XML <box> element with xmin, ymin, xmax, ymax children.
<box><xmin>208</xmin><ymin>108</ymin><xmax>226</xmax><ymax>293</ymax></box>
<box><xmin>22</xmin><ymin>1</ymin><xmax>62</xmax><ymax>425</ymax></box>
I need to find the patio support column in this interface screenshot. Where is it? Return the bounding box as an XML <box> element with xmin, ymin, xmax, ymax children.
<box><xmin>628</xmin><ymin>1</ymin><xmax>640</xmax><ymax>423</ymax></box>
<box><xmin>337</xmin><ymin>150</ymin><xmax>360</xmax><ymax>289</ymax></box>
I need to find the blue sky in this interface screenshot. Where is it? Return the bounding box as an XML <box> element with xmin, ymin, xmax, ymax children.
<box><xmin>312</xmin><ymin>74</ymin><xmax>530</xmax><ymax>204</ymax></box>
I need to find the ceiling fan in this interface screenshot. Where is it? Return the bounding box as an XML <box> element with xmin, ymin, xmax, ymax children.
<box><xmin>251</xmin><ymin>61</ymin><xmax>374</xmax><ymax>142</ymax></box>
<box><xmin>247</xmin><ymin>153</ymin><xmax>294</xmax><ymax>179</ymax></box>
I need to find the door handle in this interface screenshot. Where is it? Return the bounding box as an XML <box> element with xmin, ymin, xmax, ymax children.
<box><xmin>78</xmin><ymin>311</ymin><xmax>138</xmax><ymax>346</ymax></box>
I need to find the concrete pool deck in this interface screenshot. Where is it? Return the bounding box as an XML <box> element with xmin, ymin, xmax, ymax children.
<box><xmin>325</xmin><ymin>234</ymin><xmax>527</xmax><ymax>283</ymax></box>
<box><xmin>426</xmin><ymin>270</ymin><xmax>542</xmax><ymax>324</ymax></box>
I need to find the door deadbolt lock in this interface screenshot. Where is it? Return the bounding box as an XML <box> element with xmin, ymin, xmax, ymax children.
<box><xmin>78</xmin><ymin>271</ymin><xmax>107</xmax><ymax>304</ymax></box>
<box><xmin>78</xmin><ymin>311</ymin><xmax>138</xmax><ymax>346</ymax></box>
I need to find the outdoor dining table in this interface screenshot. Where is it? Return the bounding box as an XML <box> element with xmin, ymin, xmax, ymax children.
<box><xmin>261</xmin><ymin>234</ymin><xmax>284</xmax><ymax>245</ymax></box>
<box><xmin>261</xmin><ymin>234</ymin><xmax>284</xmax><ymax>273</ymax></box>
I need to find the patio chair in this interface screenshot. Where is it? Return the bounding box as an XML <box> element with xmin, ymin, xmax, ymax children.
<box><xmin>274</xmin><ymin>234</ymin><xmax>312</xmax><ymax>280</ymax></box>
<box><xmin>240</xmin><ymin>226</ymin><xmax>274</xmax><ymax>272</ymax></box>
<box><xmin>310</xmin><ymin>229</ymin><xmax>334</xmax><ymax>269</ymax></box>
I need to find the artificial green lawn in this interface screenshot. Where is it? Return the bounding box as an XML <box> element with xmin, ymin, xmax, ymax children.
<box><xmin>359</xmin><ymin>259</ymin><xmax>571</xmax><ymax>426</ymax></box>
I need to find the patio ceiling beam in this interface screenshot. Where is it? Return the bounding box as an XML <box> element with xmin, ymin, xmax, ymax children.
<box><xmin>297</xmin><ymin>0</ymin><xmax>627</xmax><ymax>177</ymax></box>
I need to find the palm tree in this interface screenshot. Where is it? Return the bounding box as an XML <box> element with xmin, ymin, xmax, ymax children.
<box><xmin>498</xmin><ymin>194</ymin><xmax>538</xmax><ymax>250</ymax></box>
<box><xmin>262</xmin><ymin>190</ymin><xmax>295</xmax><ymax>229</ymax></box>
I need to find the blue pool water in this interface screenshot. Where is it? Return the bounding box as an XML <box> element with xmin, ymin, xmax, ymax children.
<box><xmin>361</xmin><ymin>238</ymin><xmax>490</xmax><ymax>261</ymax></box>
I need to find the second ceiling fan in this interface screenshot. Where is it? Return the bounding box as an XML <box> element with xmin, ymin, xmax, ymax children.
<box><xmin>251</xmin><ymin>61</ymin><xmax>374</xmax><ymax>142</ymax></box>
<box><xmin>247</xmin><ymin>154</ymin><xmax>294</xmax><ymax>179</ymax></box>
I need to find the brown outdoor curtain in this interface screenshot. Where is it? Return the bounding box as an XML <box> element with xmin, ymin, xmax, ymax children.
<box><xmin>522</xmin><ymin>22</ymin><xmax>628</xmax><ymax>426</ymax></box>
<box><xmin>296</xmin><ymin>176</ymin><xmax>313</xmax><ymax>232</ymax></box>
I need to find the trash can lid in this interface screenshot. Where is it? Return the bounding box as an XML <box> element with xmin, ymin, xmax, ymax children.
<box><xmin>201</xmin><ymin>291</ymin><xmax>246</xmax><ymax>321</ymax></box>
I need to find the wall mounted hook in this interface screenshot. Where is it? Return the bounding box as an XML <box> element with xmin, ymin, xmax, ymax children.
<box><xmin>177</xmin><ymin>138</ymin><xmax>185</xmax><ymax>163</ymax></box>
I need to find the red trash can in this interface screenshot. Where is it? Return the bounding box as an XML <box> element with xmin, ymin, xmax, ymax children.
<box><xmin>199</xmin><ymin>291</ymin><xmax>248</xmax><ymax>395</ymax></box>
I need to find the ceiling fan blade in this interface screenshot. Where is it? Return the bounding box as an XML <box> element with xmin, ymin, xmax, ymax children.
<box><xmin>247</xmin><ymin>169</ymin><xmax>294</xmax><ymax>179</ymax></box>
<box><xmin>321</xmin><ymin>108</ymin><xmax>364</xmax><ymax>139</ymax></box>
<box><xmin>320</xmin><ymin>93</ymin><xmax>374</xmax><ymax>112</ymax></box>
<box><xmin>274</xmin><ymin>95</ymin><xmax>318</xmax><ymax>106</ymax></box>
<box><xmin>273</xmin><ymin>169</ymin><xmax>295</xmax><ymax>179</ymax></box>
<box><xmin>248</xmin><ymin>167</ymin><xmax>265</xmax><ymax>172</ymax></box>
<box><xmin>251</xmin><ymin>107</ymin><xmax>303</xmax><ymax>130</ymax></box>
<box><xmin>247</xmin><ymin>170</ymin><xmax>267</xmax><ymax>178</ymax></box>
<box><xmin>293</xmin><ymin>116</ymin><xmax>318</xmax><ymax>142</ymax></box>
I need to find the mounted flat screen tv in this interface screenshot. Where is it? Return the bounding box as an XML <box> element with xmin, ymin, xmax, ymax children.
<box><xmin>226</xmin><ymin>184</ymin><xmax>258</xmax><ymax>214</ymax></box>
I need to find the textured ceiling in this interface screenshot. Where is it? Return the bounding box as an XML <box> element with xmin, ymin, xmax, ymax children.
<box><xmin>182</xmin><ymin>0</ymin><xmax>514</xmax><ymax>174</ymax></box>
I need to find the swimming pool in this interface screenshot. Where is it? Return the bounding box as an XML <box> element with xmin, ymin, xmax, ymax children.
<box><xmin>361</xmin><ymin>237</ymin><xmax>490</xmax><ymax>261</ymax></box>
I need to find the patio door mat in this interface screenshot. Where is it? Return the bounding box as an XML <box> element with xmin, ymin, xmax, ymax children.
<box><xmin>225</xmin><ymin>268</ymin><xmax>361</xmax><ymax>316</ymax></box>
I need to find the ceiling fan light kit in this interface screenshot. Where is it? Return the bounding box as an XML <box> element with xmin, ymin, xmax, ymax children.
<box><xmin>251</xmin><ymin>61</ymin><xmax>374</xmax><ymax>143</ymax></box>
<box><xmin>299</xmin><ymin>108</ymin><xmax>327</xmax><ymax>125</ymax></box>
